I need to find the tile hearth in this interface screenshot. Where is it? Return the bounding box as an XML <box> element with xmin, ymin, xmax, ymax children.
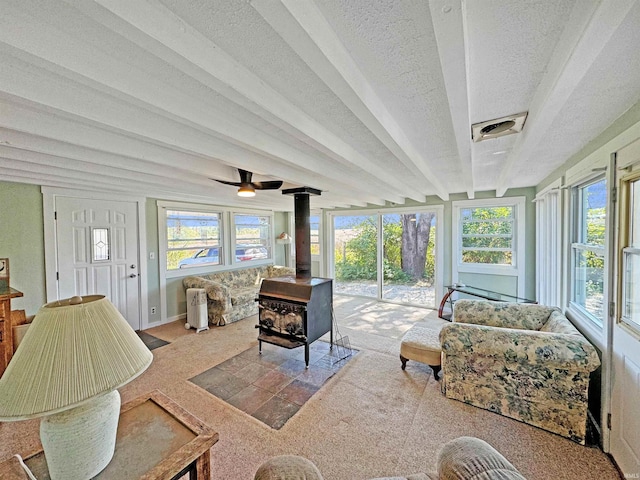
<box><xmin>189</xmin><ymin>341</ymin><xmax>356</xmax><ymax>429</ymax></box>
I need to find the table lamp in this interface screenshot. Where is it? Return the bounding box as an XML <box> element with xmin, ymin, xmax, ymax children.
<box><xmin>0</xmin><ymin>295</ymin><xmax>153</xmax><ymax>480</ymax></box>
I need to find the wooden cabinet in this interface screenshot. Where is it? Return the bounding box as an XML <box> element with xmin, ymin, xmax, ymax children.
<box><xmin>0</xmin><ymin>286</ymin><xmax>24</xmax><ymax>376</ymax></box>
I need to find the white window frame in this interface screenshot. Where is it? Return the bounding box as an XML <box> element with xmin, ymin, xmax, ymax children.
<box><xmin>309</xmin><ymin>212</ymin><xmax>321</xmax><ymax>258</ymax></box>
<box><xmin>452</xmin><ymin>198</ymin><xmax>525</xmax><ymax>291</ymax></box>
<box><xmin>535</xmin><ymin>180</ymin><xmax>563</xmax><ymax>307</ymax></box>
<box><xmin>231</xmin><ymin>211</ymin><xmax>274</xmax><ymax>267</ymax></box>
<box><xmin>619</xmin><ymin>171</ymin><xmax>640</xmax><ymax>334</ymax></box>
<box><xmin>568</xmin><ymin>175</ymin><xmax>607</xmax><ymax>329</ymax></box>
<box><xmin>158</xmin><ymin>202</ymin><xmax>274</xmax><ymax>279</ymax></box>
<box><xmin>163</xmin><ymin>207</ymin><xmax>224</xmax><ymax>274</ymax></box>
<box><xmin>327</xmin><ymin>205</ymin><xmax>444</xmax><ymax>308</ymax></box>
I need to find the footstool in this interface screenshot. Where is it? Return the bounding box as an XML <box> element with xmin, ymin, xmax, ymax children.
<box><xmin>400</xmin><ymin>318</ymin><xmax>449</xmax><ymax>380</ymax></box>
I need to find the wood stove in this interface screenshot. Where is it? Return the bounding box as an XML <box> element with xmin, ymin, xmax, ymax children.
<box><xmin>257</xmin><ymin>187</ymin><xmax>333</xmax><ymax>367</ymax></box>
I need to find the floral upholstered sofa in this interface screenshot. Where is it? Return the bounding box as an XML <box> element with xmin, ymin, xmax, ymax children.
<box><xmin>439</xmin><ymin>299</ymin><xmax>600</xmax><ymax>444</ymax></box>
<box><xmin>183</xmin><ymin>265</ymin><xmax>294</xmax><ymax>326</ymax></box>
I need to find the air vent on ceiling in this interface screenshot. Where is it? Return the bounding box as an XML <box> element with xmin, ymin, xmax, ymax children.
<box><xmin>471</xmin><ymin>112</ymin><xmax>528</xmax><ymax>142</ymax></box>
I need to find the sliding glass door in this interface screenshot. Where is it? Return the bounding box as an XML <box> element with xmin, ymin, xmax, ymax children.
<box><xmin>381</xmin><ymin>212</ymin><xmax>436</xmax><ymax>307</ymax></box>
<box><xmin>331</xmin><ymin>209</ymin><xmax>440</xmax><ymax>308</ymax></box>
<box><xmin>333</xmin><ymin>215</ymin><xmax>378</xmax><ymax>297</ymax></box>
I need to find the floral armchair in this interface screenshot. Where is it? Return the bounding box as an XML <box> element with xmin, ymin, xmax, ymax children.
<box><xmin>439</xmin><ymin>299</ymin><xmax>600</xmax><ymax>444</ymax></box>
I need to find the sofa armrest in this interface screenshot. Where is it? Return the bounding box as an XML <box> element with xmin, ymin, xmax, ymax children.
<box><xmin>452</xmin><ymin>299</ymin><xmax>556</xmax><ymax>331</ymax></box>
<box><xmin>183</xmin><ymin>276</ymin><xmax>232</xmax><ymax>314</ymax></box>
<box><xmin>440</xmin><ymin>322</ymin><xmax>600</xmax><ymax>372</ymax></box>
<box><xmin>437</xmin><ymin>437</ymin><xmax>526</xmax><ymax>480</ymax></box>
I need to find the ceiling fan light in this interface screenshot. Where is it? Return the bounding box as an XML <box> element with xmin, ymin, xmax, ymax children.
<box><xmin>237</xmin><ymin>185</ymin><xmax>256</xmax><ymax>197</ymax></box>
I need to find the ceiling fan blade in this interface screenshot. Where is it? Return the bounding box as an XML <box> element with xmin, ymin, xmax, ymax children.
<box><xmin>211</xmin><ymin>179</ymin><xmax>242</xmax><ymax>187</ymax></box>
<box><xmin>253</xmin><ymin>180</ymin><xmax>283</xmax><ymax>190</ymax></box>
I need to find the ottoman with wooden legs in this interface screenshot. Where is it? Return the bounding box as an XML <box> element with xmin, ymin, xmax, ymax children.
<box><xmin>400</xmin><ymin>318</ymin><xmax>449</xmax><ymax>380</ymax></box>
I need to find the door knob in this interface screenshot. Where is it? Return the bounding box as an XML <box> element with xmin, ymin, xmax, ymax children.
<box><xmin>130</xmin><ymin>264</ymin><xmax>136</xmax><ymax>269</ymax></box>
<box><xmin>129</xmin><ymin>274</ymin><xmax>138</xmax><ymax>278</ymax></box>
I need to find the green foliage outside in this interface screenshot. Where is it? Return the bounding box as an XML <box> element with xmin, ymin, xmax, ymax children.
<box><xmin>461</xmin><ymin>207</ymin><xmax>513</xmax><ymax>265</ymax></box>
<box><xmin>583</xmin><ymin>206</ymin><xmax>606</xmax><ymax>299</ymax></box>
<box><xmin>335</xmin><ymin>217</ymin><xmax>435</xmax><ymax>284</ymax></box>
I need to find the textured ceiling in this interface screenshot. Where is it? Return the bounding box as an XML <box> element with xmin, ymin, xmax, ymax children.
<box><xmin>1</xmin><ymin>0</ymin><xmax>640</xmax><ymax>211</ymax></box>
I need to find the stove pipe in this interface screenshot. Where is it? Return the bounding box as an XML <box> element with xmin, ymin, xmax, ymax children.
<box><xmin>283</xmin><ymin>187</ymin><xmax>321</xmax><ymax>280</ymax></box>
<box><xmin>293</xmin><ymin>193</ymin><xmax>311</xmax><ymax>280</ymax></box>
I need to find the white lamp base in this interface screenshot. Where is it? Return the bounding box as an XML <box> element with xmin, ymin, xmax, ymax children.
<box><xmin>40</xmin><ymin>390</ymin><xmax>121</xmax><ymax>480</ymax></box>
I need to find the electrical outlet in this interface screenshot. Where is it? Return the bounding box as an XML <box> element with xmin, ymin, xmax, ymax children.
<box><xmin>150</xmin><ymin>307</ymin><xmax>157</xmax><ymax>315</ymax></box>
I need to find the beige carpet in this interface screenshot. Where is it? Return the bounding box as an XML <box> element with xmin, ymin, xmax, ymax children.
<box><xmin>0</xmin><ymin>296</ymin><xmax>620</xmax><ymax>479</ymax></box>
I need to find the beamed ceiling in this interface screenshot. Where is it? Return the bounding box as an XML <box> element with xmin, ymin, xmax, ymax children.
<box><xmin>2</xmin><ymin>0</ymin><xmax>640</xmax><ymax>211</ymax></box>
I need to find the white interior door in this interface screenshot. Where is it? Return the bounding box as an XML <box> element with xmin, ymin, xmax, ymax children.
<box><xmin>610</xmin><ymin>171</ymin><xmax>640</xmax><ymax>476</ymax></box>
<box><xmin>55</xmin><ymin>197</ymin><xmax>141</xmax><ymax>330</ymax></box>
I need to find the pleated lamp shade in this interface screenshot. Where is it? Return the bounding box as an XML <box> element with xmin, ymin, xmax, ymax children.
<box><xmin>0</xmin><ymin>295</ymin><xmax>153</xmax><ymax>420</ymax></box>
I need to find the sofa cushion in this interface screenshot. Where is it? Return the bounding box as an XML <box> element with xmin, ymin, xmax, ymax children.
<box><xmin>539</xmin><ymin>310</ymin><xmax>583</xmax><ymax>337</ymax></box>
<box><xmin>231</xmin><ymin>287</ymin><xmax>258</xmax><ymax>306</ymax></box>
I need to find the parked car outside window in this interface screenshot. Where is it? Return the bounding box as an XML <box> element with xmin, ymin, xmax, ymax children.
<box><xmin>178</xmin><ymin>245</ymin><xmax>267</xmax><ymax>268</ymax></box>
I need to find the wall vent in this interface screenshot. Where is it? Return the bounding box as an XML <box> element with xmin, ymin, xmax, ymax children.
<box><xmin>471</xmin><ymin>112</ymin><xmax>528</xmax><ymax>142</ymax></box>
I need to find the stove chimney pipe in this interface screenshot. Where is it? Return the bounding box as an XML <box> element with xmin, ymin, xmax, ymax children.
<box><xmin>282</xmin><ymin>187</ymin><xmax>321</xmax><ymax>280</ymax></box>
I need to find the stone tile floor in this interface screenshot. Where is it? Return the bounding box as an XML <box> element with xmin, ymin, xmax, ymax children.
<box><xmin>189</xmin><ymin>340</ymin><xmax>357</xmax><ymax>429</ymax></box>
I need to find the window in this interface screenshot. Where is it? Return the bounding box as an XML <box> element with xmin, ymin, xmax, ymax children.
<box><xmin>233</xmin><ymin>213</ymin><xmax>272</xmax><ymax>263</ymax></box>
<box><xmin>459</xmin><ymin>206</ymin><xmax>515</xmax><ymax>265</ymax></box>
<box><xmin>622</xmin><ymin>177</ymin><xmax>640</xmax><ymax>332</ymax></box>
<box><xmin>452</xmin><ymin>198</ymin><xmax>525</xmax><ymax>295</ymax></box>
<box><xmin>570</xmin><ymin>177</ymin><xmax>606</xmax><ymax>325</ymax></box>
<box><xmin>310</xmin><ymin>214</ymin><xmax>320</xmax><ymax>255</ymax></box>
<box><xmin>91</xmin><ymin>228</ymin><xmax>110</xmax><ymax>262</ymax></box>
<box><xmin>166</xmin><ymin>209</ymin><xmax>222</xmax><ymax>270</ymax></box>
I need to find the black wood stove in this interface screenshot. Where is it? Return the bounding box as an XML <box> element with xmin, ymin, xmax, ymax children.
<box><xmin>257</xmin><ymin>187</ymin><xmax>333</xmax><ymax>367</ymax></box>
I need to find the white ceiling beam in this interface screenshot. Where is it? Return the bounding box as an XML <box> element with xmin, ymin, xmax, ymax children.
<box><xmin>428</xmin><ymin>0</ymin><xmax>474</xmax><ymax>199</ymax></box>
<box><xmin>0</xmin><ymin>129</ymin><xmax>229</xmax><ymax>188</ymax></box>
<box><xmin>251</xmin><ymin>0</ymin><xmax>449</xmax><ymax>201</ymax></box>
<box><xmin>0</xmin><ymin>13</ymin><xmax>397</xmax><ymax>206</ymax></box>
<box><xmin>80</xmin><ymin>0</ymin><xmax>424</xmax><ymax>202</ymax></box>
<box><xmin>0</xmin><ymin>91</ymin><xmax>393</xmax><ymax>207</ymax></box>
<box><xmin>0</xmin><ymin>158</ymin><xmax>299</xmax><ymax>210</ymax></box>
<box><xmin>0</xmin><ymin>123</ymin><xmax>374</xmax><ymax>210</ymax></box>
<box><xmin>0</xmin><ymin>146</ymin><xmax>218</xmax><ymax>193</ymax></box>
<box><xmin>494</xmin><ymin>0</ymin><xmax>633</xmax><ymax>196</ymax></box>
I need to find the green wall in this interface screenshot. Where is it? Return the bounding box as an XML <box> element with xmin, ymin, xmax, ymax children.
<box><xmin>0</xmin><ymin>182</ymin><xmax>46</xmax><ymax>315</ymax></box>
<box><xmin>145</xmin><ymin>199</ymin><xmax>162</xmax><ymax>323</ymax></box>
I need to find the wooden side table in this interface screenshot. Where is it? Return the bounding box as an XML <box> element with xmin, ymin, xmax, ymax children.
<box><xmin>0</xmin><ymin>286</ymin><xmax>23</xmax><ymax>377</ymax></box>
<box><xmin>21</xmin><ymin>390</ymin><xmax>218</xmax><ymax>480</ymax></box>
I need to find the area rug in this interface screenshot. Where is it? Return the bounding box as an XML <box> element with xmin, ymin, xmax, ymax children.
<box><xmin>189</xmin><ymin>340</ymin><xmax>357</xmax><ymax>429</ymax></box>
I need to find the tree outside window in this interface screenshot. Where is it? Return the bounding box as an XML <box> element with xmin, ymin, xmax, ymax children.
<box><xmin>571</xmin><ymin>177</ymin><xmax>606</xmax><ymax>325</ymax></box>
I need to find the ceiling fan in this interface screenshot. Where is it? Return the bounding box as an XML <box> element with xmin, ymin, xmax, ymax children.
<box><xmin>212</xmin><ymin>168</ymin><xmax>283</xmax><ymax>197</ymax></box>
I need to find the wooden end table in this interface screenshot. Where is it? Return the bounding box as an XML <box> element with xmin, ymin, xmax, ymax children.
<box><xmin>21</xmin><ymin>390</ymin><xmax>218</xmax><ymax>480</ymax></box>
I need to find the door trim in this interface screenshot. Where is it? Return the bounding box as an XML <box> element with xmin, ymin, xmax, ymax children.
<box><xmin>42</xmin><ymin>187</ymin><xmax>149</xmax><ymax>330</ymax></box>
